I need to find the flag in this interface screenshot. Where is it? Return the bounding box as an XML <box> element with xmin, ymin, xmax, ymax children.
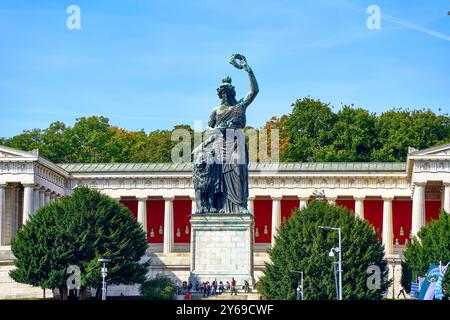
<box><xmin>434</xmin><ymin>262</ymin><xmax>450</xmax><ymax>300</ymax></box>
<box><xmin>410</xmin><ymin>282</ymin><xmax>420</xmax><ymax>300</ymax></box>
<box><xmin>418</xmin><ymin>264</ymin><xmax>440</xmax><ymax>300</ymax></box>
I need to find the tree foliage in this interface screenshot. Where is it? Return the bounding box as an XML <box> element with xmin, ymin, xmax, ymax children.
<box><xmin>270</xmin><ymin>98</ymin><xmax>450</xmax><ymax>162</ymax></box>
<box><xmin>9</xmin><ymin>187</ymin><xmax>148</xmax><ymax>297</ymax></box>
<box><xmin>1</xmin><ymin>116</ymin><xmax>193</xmax><ymax>163</ymax></box>
<box><xmin>401</xmin><ymin>211</ymin><xmax>450</xmax><ymax>297</ymax></box>
<box><xmin>258</xmin><ymin>201</ymin><xmax>389</xmax><ymax>300</ymax></box>
<box><xmin>140</xmin><ymin>277</ymin><xmax>177</xmax><ymax>300</ymax></box>
<box><xmin>2</xmin><ymin>98</ymin><xmax>449</xmax><ymax>163</ymax></box>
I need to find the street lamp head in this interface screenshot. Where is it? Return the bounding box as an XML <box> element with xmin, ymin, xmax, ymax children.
<box><xmin>329</xmin><ymin>249</ymin><xmax>335</xmax><ymax>258</ymax></box>
<box><xmin>98</xmin><ymin>258</ymin><xmax>111</xmax><ymax>263</ymax></box>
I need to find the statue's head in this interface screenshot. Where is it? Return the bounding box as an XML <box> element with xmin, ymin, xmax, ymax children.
<box><xmin>217</xmin><ymin>76</ymin><xmax>236</xmax><ymax>103</ymax></box>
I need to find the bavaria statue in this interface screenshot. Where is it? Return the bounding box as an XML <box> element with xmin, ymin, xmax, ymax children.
<box><xmin>193</xmin><ymin>53</ymin><xmax>259</xmax><ymax>214</ymax></box>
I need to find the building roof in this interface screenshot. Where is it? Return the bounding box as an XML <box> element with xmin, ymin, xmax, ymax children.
<box><xmin>59</xmin><ymin>162</ymin><xmax>406</xmax><ymax>173</ymax></box>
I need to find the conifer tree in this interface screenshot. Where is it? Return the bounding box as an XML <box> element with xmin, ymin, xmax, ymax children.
<box><xmin>258</xmin><ymin>200</ymin><xmax>389</xmax><ymax>299</ymax></box>
<box><xmin>10</xmin><ymin>187</ymin><xmax>148</xmax><ymax>299</ymax></box>
<box><xmin>401</xmin><ymin>211</ymin><xmax>450</xmax><ymax>298</ymax></box>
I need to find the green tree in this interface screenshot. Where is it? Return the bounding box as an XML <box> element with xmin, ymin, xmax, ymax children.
<box><xmin>140</xmin><ymin>277</ymin><xmax>177</xmax><ymax>300</ymax></box>
<box><xmin>372</xmin><ymin>109</ymin><xmax>450</xmax><ymax>162</ymax></box>
<box><xmin>258</xmin><ymin>201</ymin><xmax>389</xmax><ymax>300</ymax></box>
<box><xmin>9</xmin><ymin>187</ymin><xmax>148</xmax><ymax>299</ymax></box>
<box><xmin>401</xmin><ymin>211</ymin><xmax>450</xmax><ymax>297</ymax></box>
<box><xmin>282</xmin><ymin>97</ymin><xmax>337</xmax><ymax>162</ymax></box>
<box><xmin>326</xmin><ymin>106</ymin><xmax>378</xmax><ymax>161</ymax></box>
<box><xmin>4</xmin><ymin>128</ymin><xmax>43</xmax><ymax>152</ymax></box>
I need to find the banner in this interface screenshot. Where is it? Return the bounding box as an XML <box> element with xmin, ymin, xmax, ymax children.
<box><xmin>434</xmin><ymin>262</ymin><xmax>449</xmax><ymax>300</ymax></box>
<box><xmin>410</xmin><ymin>282</ymin><xmax>419</xmax><ymax>300</ymax></box>
<box><xmin>418</xmin><ymin>264</ymin><xmax>440</xmax><ymax>300</ymax></box>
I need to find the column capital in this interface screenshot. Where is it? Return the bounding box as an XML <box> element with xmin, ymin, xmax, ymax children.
<box><xmin>299</xmin><ymin>196</ymin><xmax>310</xmax><ymax>201</ymax></box>
<box><xmin>354</xmin><ymin>196</ymin><xmax>365</xmax><ymax>201</ymax></box>
<box><xmin>271</xmin><ymin>196</ymin><xmax>282</xmax><ymax>201</ymax></box>
<box><xmin>382</xmin><ymin>196</ymin><xmax>395</xmax><ymax>201</ymax></box>
<box><xmin>443</xmin><ymin>182</ymin><xmax>450</xmax><ymax>187</ymax></box>
<box><xmin>0</xmin><ymin>183</ymin><xmax>6</xmax><ymax>189</ymax></box>
<box><xmin>136</xmin><ymin>197</ymin><xmax>148</xmax><ymax>202</ymax></box>
<box><xmin>163</xmin><ymin>196</ymin><xmax>175</xmax><ymax>201</ymax></box>
<box><xmin>22</xmin><ymin>183</ymin><xmax>35</xmax><ymax>188</ymax></box>
<box><xmin>247</xmin><ymin>196</ymin><xmax>255</xmax><ymax>201</ymax></box>
<box><xmin>414</xmin><ymin>181</ymin><xmax>427</xmax><ymax>187</ymax></box>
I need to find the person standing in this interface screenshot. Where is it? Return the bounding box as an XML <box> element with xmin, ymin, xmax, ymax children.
<box><xmin>397</xmin><ymin>284</ymin><xmax>406</xmax><ymax>299</ymax></box>
<box><xmin>231</xmin><ymin>278</ymin><xmax>237</xmax><ymax>296</ymax></box>
<box><xmin>244</xmin><ymin>280</ymin><xmax>249</xmax><ymax>293</ymax></box>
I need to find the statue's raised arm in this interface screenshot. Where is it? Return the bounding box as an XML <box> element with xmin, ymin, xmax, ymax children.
<box><xmin>230</xmin><ymin>54</ymin><xmax>259</xmax><ymax>109</ymax></box>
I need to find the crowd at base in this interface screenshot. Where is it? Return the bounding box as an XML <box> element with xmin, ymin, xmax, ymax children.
<box><xmin>176</xmin><ymin>278</ymin><xmax>253</xmax><ymax>300</ymax></box>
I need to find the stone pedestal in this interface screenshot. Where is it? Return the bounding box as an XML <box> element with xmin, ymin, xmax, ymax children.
<box><xmin>189</xmin><ymin>213</ymin><xmax>254</xmax><ymax>286</ymax></box>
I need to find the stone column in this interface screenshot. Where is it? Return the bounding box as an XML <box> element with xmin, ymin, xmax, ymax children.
<box><xmin>33</xmin><ymin>186</ymin><xmax>40</xmax><ymax>214</ymax></box>
<box><xmin>163</xmin><ymin>196</ymin><xmax>174</xmax><ymax>254</ymax></box>
<box><xmin>39</xmin><ymin>188</ymin><xmax>45</xmax><ymax>208</ymax></box>
<box><xmin>299</xmin><ymin>197</ymin><xmax>308</xmax><ymax>210</ymax></box>
<box><xmin>327</xmin><ymin>196</ymin><xmax>337</xmax><ymax>206</ymax></box>
<box><xmin>190</xmin><ymin>197</ymin><xmax>197</xmax><ymax>215</ymax></box>
<box><xmin>137</xmin><ymin>198</ymin><xmax>148</xmax><ymax>240</ymax></box>
<box><xmin>247</xmin><ymin>197</ymin><xmax>255</xmax><ymax>214</ymax></box>
<box><xmin>271</xmin><ymin>197</ymin><xmax>282</xmax><ymax>246</ymax></box>
<box><xmin>354</xmin><ymin>196</ymin><xmax>365</xmax><ymax>220</ymax></box>
<box><xmin>411</xmin><ymin>182</ymin><xmax>426</xmax><ymax>238</ymax></box>
<box><xmin>443</xmin><ymin>182</ymin><xmax>450</xmax><ymax>214</ymax></box>
<box><xmin>0</xmin><ymin>184</ymin><xmax>5</xmax><ymax>246</ymax></box>
<box><xmin>382</xmin><ymin>196</ymin><xmax>394</xmax><ymax>255</ymax></box>
<box><xmin>22</xmin><ymin>184</ymin><xmax>34</xmax><ymax>225</ymax></box>
<box><xmin>44</xmin><ymin>190</ymin><xmax>51</xmax><ymax>204</ymax></box>
<box><xmin>50</xmin><ymin>193</ymin><xmax>57</xmax><ymax>202</ymax></box>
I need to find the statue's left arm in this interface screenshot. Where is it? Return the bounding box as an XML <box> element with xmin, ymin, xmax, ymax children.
<box><xmin>240</xmin><ymin>66</ymin><xmax>259</xmax><ymax>109</ymax></box>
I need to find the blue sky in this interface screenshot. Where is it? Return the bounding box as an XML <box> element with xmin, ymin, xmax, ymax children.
<box><xmin>1</xmin><ymin>0</ymin><xmax>449</xmax><ymax>138</ymax></box>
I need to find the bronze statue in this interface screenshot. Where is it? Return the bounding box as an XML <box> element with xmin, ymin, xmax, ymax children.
<box><xmin>193</xmin><ymin>54</ymin><xmax>259</xmax><ymax>214</ymax></box>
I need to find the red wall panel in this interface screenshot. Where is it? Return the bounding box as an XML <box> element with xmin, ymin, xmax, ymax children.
<box><xmin>146</xmin><ymin>199</ymin><xmax>164</xmax><ymax>244</ymax></box>
<box><xmin>173</xmin><ymin>199</ymin><xmax>192</xmax><ymax>243</ymax></box>
<box><xmin>426</xmin><ymin>200</ymin><xmax>441</xmax><ymax>223</ymax></box>
<box><xmin>392</xmin><ymin>200</ymin><xmax>412</xmax><ymax>245</ymax></box>
<box><xmin>119</xmin><ymin>199</ymin><xmax>138</xmax><ymax>220</ymax></box>
<box><xmin>336</xmin><ymin>199</ymin><xmax>355</xmax><ymax>213</ymax></box>
<box><xmin>254</xmin><ymin>199</ymin><xmax>272</xmax><ymax>243</ymax></box>
<box><xmin>364</xmin><ymin>199</ymin><xmax>383</xmax><ymax>240</ymax></box>
<box><xmin>281</xmin><ymin>199</ymin><xmax>299</xmax><ymax>224</ymax></box>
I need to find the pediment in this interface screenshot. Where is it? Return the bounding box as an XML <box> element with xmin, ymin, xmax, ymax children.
<box><xmin>0</xmin><ymin>145</ymin><xmax>38</xmax><ymax>159</ymax></box>
<box><xmin>408</xmin><ymin>143</ymin><xmax>450</xmax><ymax>157</ymax></box>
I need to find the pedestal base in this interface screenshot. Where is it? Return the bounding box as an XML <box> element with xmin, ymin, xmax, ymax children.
<box><xmin>189</xmin><ymin>213</ymin><xmax>254</xmax><ymax>286</ymax></box>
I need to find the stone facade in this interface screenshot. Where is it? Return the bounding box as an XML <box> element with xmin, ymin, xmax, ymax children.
<box><xmin>1</xmin><ymin>143</ymin><xmax>450</xmax><ymax>298</ymax></box>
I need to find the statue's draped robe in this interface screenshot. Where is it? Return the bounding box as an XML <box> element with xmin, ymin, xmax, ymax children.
<box><xmin>210</xmin><ymin>103</ymin><xmax>249</xmax><ymax>213</ymax></box>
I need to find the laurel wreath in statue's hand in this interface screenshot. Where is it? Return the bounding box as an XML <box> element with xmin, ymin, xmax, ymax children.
<box><xmin>230</xmin><ymin>53</ymin><xmax>251</xmax><ymax>72</ymax></box>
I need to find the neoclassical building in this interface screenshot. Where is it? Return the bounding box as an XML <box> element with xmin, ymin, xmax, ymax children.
<box><xmin>1</xmin><ymin>143</ymin><xmax>449</xmax><ymax>298</ymax></box>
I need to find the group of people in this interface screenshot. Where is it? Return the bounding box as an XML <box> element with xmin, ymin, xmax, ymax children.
<box><xmin>176</xmin><ymin>278</ymin><xmax>251</xmax><ymax>299</ymax></box>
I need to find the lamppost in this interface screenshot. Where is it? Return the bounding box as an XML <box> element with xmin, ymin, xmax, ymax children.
<box><xmin>392</xmin><ymin>257</ymin><xmax>396</xmax><ymax>299</ymax></box>
<box><xmin>98</xmin><ymin>258</ymin><xmax>111</xmax><ymax>300</ymax></box>
<box><xmin>318</xmin><ymin>226</ymin><xmax>342</xmax><ymax>300</ymax></box>
<box><xmin>290</xmin><ymin>270</ymin><xmax>304</xmax><ymax>300</ymax></box>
